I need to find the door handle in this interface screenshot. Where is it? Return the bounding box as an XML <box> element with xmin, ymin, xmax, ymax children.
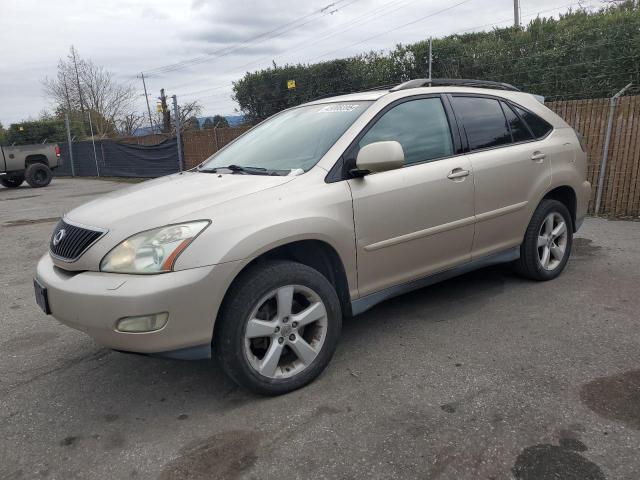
<box><xmin>447</xmin><ymin>168</ymin><xmax>470</xmax><ymax>180</ymax></box>
<box><xmin>531</xmin><ymin>151</ymin><xmax>546</xmax><ymax>162</ymax></box>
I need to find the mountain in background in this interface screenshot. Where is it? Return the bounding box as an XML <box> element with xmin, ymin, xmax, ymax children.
<box><xmin>197</xmin><ymin>115</ymin><xmax>246</xmax><ymax>128</ymax></box>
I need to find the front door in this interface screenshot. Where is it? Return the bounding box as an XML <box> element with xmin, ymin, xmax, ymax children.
<box><xmin>347</xmin><ymin>97</ymin><xmax>476</xmax><ymax>297</ymax></box>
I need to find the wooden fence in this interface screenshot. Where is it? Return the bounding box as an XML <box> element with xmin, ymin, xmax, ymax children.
<box><xmin>182</xmin><ymin>127</ymin><xmax>252</xmax><ymax>169</ymax></box>
<box><xmin>547</xmin><ymin>96</ymin><xmax>640</xmax><ymax>217</ymax></box>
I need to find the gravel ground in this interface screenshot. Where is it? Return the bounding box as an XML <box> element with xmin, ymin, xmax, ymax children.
<box><xmin>1</xmin><ymin>178</ymin><xmax>639</xmax><ymax>480</ymax></box>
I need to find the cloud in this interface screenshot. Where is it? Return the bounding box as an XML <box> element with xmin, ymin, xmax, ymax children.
<box><xmin>0</xmin><ymin>0</ymin><xmax>588</xmax><ymax>125</ymax></box>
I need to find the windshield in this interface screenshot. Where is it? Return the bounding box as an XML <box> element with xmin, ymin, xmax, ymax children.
<box><xmin>200</xmin><ymin>101</ymin><xmax>372</xmax><ymax>174</ymax></box>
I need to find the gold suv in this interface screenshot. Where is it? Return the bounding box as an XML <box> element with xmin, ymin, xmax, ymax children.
<box><xmin>35</xmin><ymin>79</ymin><xmax>591</xmax><ymax>395</ymax></box>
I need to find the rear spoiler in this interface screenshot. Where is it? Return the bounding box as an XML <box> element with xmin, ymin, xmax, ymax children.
<box><xmin>532</xmin><ymin>94</ymin><xmax>545</xmax><ymax>104</ymax></box>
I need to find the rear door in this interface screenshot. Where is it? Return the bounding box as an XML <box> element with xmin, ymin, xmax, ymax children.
<box><xmin>449</xmin><ymin>95</ymin><xmax>552</xmax><ymax>258</ymax></box>
<box><xmin>347</xmin><ymin>96</ymin><xmax>475</xmax><ymax>297</ymax></box>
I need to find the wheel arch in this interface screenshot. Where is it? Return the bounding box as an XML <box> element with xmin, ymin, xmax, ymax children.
<box><xmin>25</xmin><ymin>154</ymin><xmax>49</xmax><ymax>168</ymax></box>
<box><xmin>542</xmin><ymin>185</ymin><xmax>577</xmax><ymax>231</ymax></box>
<box><xmin>213</xmin><ymin>238</ymin><xmax>353</xmax><ymax>344</ymax></box>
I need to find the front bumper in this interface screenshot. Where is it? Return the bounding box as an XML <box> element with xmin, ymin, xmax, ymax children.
<box><xmin>36</xmin><ymin>254</ymin><xmax>239</xmax><ymax>358</ymax></box>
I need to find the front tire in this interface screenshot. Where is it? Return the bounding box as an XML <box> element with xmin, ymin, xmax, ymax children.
<box><xmin>515</xmin><ymin>199</ymin><xmax>573</xmax><ymax>281</ymax></box>
<box><xmin>215</xmin><ymin>260</ymin><xmax>342</xmax><ymax>395</ymax></box>
<box><xmin>0</xmin><ymin>175</ymin><xmax>24</xmax><ymax>188</ymax></box>
<box><xmin>25</xmin><ymin>163</ymin><xmax>52</xmax><ymax>188</ymax></box>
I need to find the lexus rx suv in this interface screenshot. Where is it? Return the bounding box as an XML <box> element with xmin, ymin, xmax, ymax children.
<box><xmin>35</xmin><ymin>79</ymin><xmax>591</xmax><ymax>395</ymax></box>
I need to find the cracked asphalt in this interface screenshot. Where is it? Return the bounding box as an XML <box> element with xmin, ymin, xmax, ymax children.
<box><xmin>1</xmin><ymin>178</ymin><xmax>639</xmax><ymax>479</ymax></box>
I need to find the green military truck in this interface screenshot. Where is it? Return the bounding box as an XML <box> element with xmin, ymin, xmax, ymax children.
<box><xmin>0</xmin><ymin>143</ymin><xmax>61</xmax><ymax>188</ymax></box>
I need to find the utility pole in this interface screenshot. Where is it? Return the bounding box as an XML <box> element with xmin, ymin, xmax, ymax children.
<box><xmin>139</xmin><ymin>73</ymin><xmax>155</xmax><ymax>133</ymax></box>
<box><xmin>513</xmin><ymin>0</ymin><xmax>521</xmax><ymax>28</ymax></box>
<box><xmin>64</xmin><ymin>113</ymin><xmax>75</xmax><ymax>177</ymax></box>
<box><xmin>159</xmin><ymin>89</ymin><xmax>170</xmax><ymax>133</ymax></box>
<box><xmin>427</xmin><ymin>37</ymin><xmax>433</xmax><ymax>85</ymax></box>
<box><xmin>172</xmin><ymin>95</ymin><xmax>184</xmax><ymax>172</ymax></box>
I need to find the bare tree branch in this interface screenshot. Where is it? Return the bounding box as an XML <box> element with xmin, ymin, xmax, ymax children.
<box><xmin>42</xmin><ymin>46</ymin><xmax>139</xmax><ymax>137</ymax></box>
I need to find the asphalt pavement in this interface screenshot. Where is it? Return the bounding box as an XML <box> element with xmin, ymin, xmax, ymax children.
<box><xmin>1</xmin><ymin>178</ymin><xmax>639</xmax><ymax>479</ymax></box>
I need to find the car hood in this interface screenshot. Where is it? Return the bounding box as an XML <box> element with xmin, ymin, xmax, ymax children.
<box><xmin>65</xmin><ymin>171</ymin><xmax>295</xmax><ymax>230</ymax></box>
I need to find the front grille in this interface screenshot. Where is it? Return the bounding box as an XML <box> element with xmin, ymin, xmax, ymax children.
<box><xmin>49</xmin><ymin>220</ymin><xmax>105</xmax><ymax>262</ymax></box>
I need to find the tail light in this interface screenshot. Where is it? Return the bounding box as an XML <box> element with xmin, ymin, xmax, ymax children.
<box><xmin>55</xmin><ymin>145</ymin><xmax>61</xmax><ymax>157</ymax></box>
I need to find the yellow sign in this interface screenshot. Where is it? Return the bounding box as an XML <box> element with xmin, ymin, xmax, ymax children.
<box><xmin>156</xmin><ymin>103</ymin><xmax>163</xmax><ymax>113</ymax></box>
<box><xmin>18</xmin><ymin>126</ymin><xmax>24</xmax><ymax>131</ymax></box>
<box><xmin>287</xmin><ymin>80</ymin><xmax>296</xmax><ymax>90</ymax></box>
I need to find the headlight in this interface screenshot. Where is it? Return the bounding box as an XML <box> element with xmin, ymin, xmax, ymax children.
<box><xmin>100</xmin><ymin>221</ymin><xmax>210</xmax><ymax>274</ymax></box>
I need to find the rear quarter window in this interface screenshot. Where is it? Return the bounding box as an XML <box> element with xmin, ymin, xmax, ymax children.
<box><xmin>501</xmin><ymin>102</ymin><xmax>533</xmax><ymax>143</ymax></box>
<box><xmin>512</xmin><ymin>105</ymin><xmax>553</xmax><ymax>138</ymax></box>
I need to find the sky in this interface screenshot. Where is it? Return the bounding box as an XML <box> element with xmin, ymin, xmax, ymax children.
<box><xmin>0</xmin><ymin>0</ymin><xmax>600</xmax><ymax>127</ymax></box>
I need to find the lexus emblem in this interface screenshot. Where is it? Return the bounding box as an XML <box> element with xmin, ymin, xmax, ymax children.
<box><xmin>53</xmin><ymin>229</ymin><xmax>66</xmax><ymax>246</ymax></box>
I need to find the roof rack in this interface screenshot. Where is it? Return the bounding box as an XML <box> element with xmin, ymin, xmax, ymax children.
<box><xmin>389</xmin><ymin>78</ymin><xmax>520</xmax><ymax>92</ymax></box>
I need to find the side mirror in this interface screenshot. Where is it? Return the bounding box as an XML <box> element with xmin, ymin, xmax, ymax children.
<box><xmin>352</xmin><ymin>141</ymin><xmax>404</xmax><ymax>177</ymax></box>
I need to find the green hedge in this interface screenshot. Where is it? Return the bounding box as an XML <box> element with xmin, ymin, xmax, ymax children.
<box><xmin>232</xmin><ymin>2</ymin><xmax>640</xmax><ymax>122</ymax></box>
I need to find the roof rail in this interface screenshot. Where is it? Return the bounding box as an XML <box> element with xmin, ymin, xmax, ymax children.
<box><xmin>389</xmin><ymin>78</ymin><xmax>520</xmax><ymax>92</ymax></box>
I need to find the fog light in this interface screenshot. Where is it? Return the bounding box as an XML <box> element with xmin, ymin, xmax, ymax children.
<box><xmin>116</xmin><ymin>312</ymin><xmax>169</xmax><ymax>333</ymax></box>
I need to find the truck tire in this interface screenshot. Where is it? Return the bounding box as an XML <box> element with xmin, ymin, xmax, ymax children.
<box><xmin>215</xmin><ymin>260</ymin><xmax>342</xmax><ymax>395</ymax></box>
<box><xmin>0</xmin><ymin>175</ymin><xmax>24</xmax><ymax>188</ymax></box>
<box><xmin>25</xmin><ymin>163</ymin><xmax>52</xmax><ymax>188</ymax></box>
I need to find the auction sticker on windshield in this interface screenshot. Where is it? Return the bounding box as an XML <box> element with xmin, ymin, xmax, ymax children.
<box><xmin>317</xmin><ymin>104</ymin><xmax>362</xmax><ymax>113</ymax></box>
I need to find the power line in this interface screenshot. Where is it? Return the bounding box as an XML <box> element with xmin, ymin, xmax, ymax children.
<box><xmin>165</xmin><ymin>0</ymin><xmax>420</xmax><ymax>93</ymax></box>
<box><xmin>161</xmin><ymin>0</ymin><xmax>602</xmax><ymax>115</ymax></box>
<box><xmin>142</xmin><ymin>0</ymin><xmax>360</xmax><ymax>76</ymax></box>
<box><xmin>312</xmin><ymin>0</ymin><xmax>474</xmax><ymax>61</ymax></box>
<box><xmin>175</xmin><ymin>0</ymin><xmax>476</xmax><ymax>99</ymax></box>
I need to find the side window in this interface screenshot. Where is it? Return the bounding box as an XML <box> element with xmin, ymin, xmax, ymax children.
<box><xmin>513</xmin><ymin>106</ymin><xmax>553</xmax><ymax>138</ymax></box>
<box><xmin>451</xmin><ymin>96</ymin><xmax>512</xmax><ymax>151</ymax></box>
<box><xmin>358</xmin><ymin>98</ymin><xmax>453</xmax><ymax>165</ymax></box>
<box><xmin>501</xmin><ymin>102</ymin><xmax>533</xmax><ymax>143</ymax></box>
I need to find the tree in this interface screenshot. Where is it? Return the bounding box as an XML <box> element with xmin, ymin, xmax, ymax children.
<box><xmin>118</xmin><ymin>113</ymin><xmax>145</xmax><ymax>136</ymax></box>
<box><xmin>203</xmin><ymin>115</ymin><xmax>229</xmax><ymax>128</ymax></box>
<box><xmin>5</xmin><ymin>119</ymin><xmax>67</xmax><ymax>145</ymax></box>
<box><xmin>43</xmin><ymin>46</ymin><xmax>139</xmax><ymax>137</ymax></box>
<box><xmin>0</xmin><ymin>122</ymin><xmax>6</xmax><ymax>145</ymax></box>
<box><xmin>212</xmin><ymin>115</ymin><xmax>229</xmax><ymax>128</ymax></box>
<box><xmin>177</xmin><ymin>101</ymin><xmax>203</xmax><ymax>131</ymax></box>
<box><xmin>233</xmin><ymin>1</ymin><xmax>640</xmax><ymax>120</ymax></box>
<box><xmin>153</xmin><ymin>94</ymin><xmax>202</xmax><ymax>133</ymax></box>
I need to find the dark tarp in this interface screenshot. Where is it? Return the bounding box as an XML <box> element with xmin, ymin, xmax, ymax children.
<box><xmin>55</xmin><ymin>139</ymin><xmax>180</xmax><ymax>178</ymax></box>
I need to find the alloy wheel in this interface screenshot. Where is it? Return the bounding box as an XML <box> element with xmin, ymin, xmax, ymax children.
<box><xmin>537</xmin><ymin>212</ymin><xmax>568</xmax><ymax>271</ymax></box>
<box><xmin>243</xmin><ymin>285</ymin><xmax>328</xmax><ymax>379</ymax></box>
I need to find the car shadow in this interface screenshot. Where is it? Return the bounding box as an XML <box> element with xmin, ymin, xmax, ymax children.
<box><xmin>343</xmin><ymin>263</ymin><xmax>520</xmax><ymax>333</ymax></box>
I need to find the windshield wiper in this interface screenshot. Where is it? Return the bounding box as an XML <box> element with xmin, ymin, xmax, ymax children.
<box><xmin>199</xmin><ymin>164</ymin><xmax>272</xmax><ymax>175</ymax></box>
<box><xmin>228</xmin><ymin>164</ymin><xmax>269</xmax><ymax>175</ymax></box>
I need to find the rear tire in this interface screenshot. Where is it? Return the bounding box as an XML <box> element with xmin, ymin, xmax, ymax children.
<box><xmin>25</xmin><ymin>163</ymin><xmax>52</xmax><ymax>188</ymax></box>
<box><xmin>0</xmin><ymin>175</ymin><xmax>24</xmax><ymax>188</ymax></box>
<box><xmin>515</xmin><ymin>199</ymin><xmax>573</xmax><ymax>281</ymax></box>
<box><xmin>215</xmin><ymin>260</ymin><xmax>342</xmax><ymax>395</ymax></box>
